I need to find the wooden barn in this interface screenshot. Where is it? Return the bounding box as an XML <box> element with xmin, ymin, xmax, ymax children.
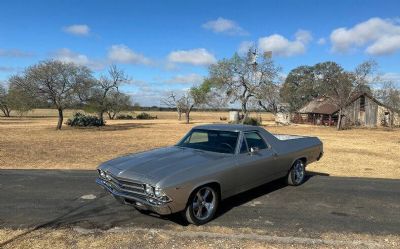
<box><xmin>294</xmin><ymin>93</ymin><xmax>400</xmax><ymax>127</ymax></box>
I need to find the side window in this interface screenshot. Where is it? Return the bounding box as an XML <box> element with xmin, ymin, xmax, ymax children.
<box><xmin>240</xmin><ymin>137</ymin><xmax>248</xmax><ymax>153</ymax></box>
<box><xmin>245</xmin><ymin>132</ymin><xmax>268</xmax><ymax>150</ymax></box>
<box><xmin>188</xmin><ymin>131</ymin><xmax>208</xmax><ymax>143</ymax></box>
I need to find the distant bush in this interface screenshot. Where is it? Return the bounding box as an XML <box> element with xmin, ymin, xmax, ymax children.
<box><xmin>242</xmin><ymin>117</ymin><xmax>261</xmax><ymax>126</ymax></box>
<box><xmin>66</xmin><ymin>112</ymin><xmax>105</xmax><ymax>127</ymax></box>
<box><xmin>116</xmin><ymin>114</ymin><xmax>134</xmax><ymax>120</ymax></box>
<box><xmin>136</xmin><ymin>112</ymin><xmax>153</xmax><ymax>120</ymax></box>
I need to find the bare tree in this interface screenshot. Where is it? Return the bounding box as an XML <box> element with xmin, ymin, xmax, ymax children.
<box><xmin>375</xmin><ymin>82</ymin><xmax>400</xmax><ymax>127</ymax></box>
<box><xmin>316</xmin><ymin>60</ymin><xmax>378</xmax><ymax>130</ymax></box>
<box><xmin>105</xmin><ymin>90</ymin><xmax>132</xmax><ymax>119</ymax></box>
<box><xmin>162</xmin><ymin>82</ymin><xmax>211</xmax><ymax>124</ymax></box>
<box><xmin>162</xmin><ymin>92</ymin><xmax>183</xmax><ymax>120</ymax></box>
<box><xmin>88</xmin><ymin>65</ymin><xmax>128</xmax><ymax>123</ymax></box>
<box><xmin>376</xmin><ymin>82</ymin><xmax>400</xmax><ymax>111</ymax></box>
<box><xmin>208</xmin><ymin>48</ymin><xmax>280</xmax><ymax>122</ymax></box>
<box><xmin>256</xmin><ymin>82</ymin><xmax>281</xmax><ymax>114</ymax></box>
<box><xmin>10</xmin><ymin>60</ymin><xmax>93</xmax><ymax>129</ymax></box>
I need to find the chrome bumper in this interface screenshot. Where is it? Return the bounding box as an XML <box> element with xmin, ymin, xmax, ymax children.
<box><xmin>96</xmin><ymin>178</ymin><xmax>172</xmax><ymax>215</ymax></box>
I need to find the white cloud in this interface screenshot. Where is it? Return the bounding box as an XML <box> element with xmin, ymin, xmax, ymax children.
<box><xmin>365</xmin><ymin>35</ymin><xmax>400</xmax><ymax>55</ymax></box>
<box><xmin>238</xmin><ymin>41</ymin><xmax>255</xmax><ymax>55</ymax></box>
<box><xmin>258</xmin><ymin>30</ymin><xmax>312</xmax><ymax>57</ymax></box>
<box><xmin>108</xmin><ymin>44</ymin><xmax>152</xmax><ymax>65</ymax></box>
<box><xmin>330</xmin><ymin>17</ymin><xmax>400</xmax><ymax>55</ymax></box>
<box><xmin>317</xmin><ymin>38</ymin><xmax>326</xmax><ymax>45</ymax></box>
<box><xmin>168</xmin><ymin>48</ymin><xmax>216</xmax><ymax>66</ymax></box>
<box><xmin>380</xmin><ymin>72</ymin><xmax>400</xmax><ymax>84</ymax></box>
<box><xmin>0</xmin><ymin>49</ymin><xmax>33</xmax><ymax>57</ymax></box>
<box><xmin>63</xmin><ymin>24</ymin><xmax>90</xmax><ymax>36</ymax></box>
<box><xmin>165</xmin><ymin>73</ymin><xmax>204</xmax><ymax>84</ymax></box>
<box><xmin>0</xmin><ymin>66</ymin><xmax>18</xmax><ymax>72</ymax></box>
<box><xmin>202</xmin><ymin>17</ymin><xmax>248</xmax><ymax>35</ymax></box>
<box><xmin>53</xmin><ymin>48</ymin><xmax>104</xmax><ymax>70</ymax></box>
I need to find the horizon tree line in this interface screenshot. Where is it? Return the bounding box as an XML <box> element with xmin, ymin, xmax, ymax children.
<box><xmin>1</xmin><ymin>52</ymin><xmax>399</xmax><ymax>130</ymax></box>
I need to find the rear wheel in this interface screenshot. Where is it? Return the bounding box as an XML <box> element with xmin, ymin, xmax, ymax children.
<box><xmin>287</xmin><ymin>159</ymin><xmax>306</xmax><ymax>186</ymax></box>
<box><xmin>184</xmin><ymin>186</ymin><xmax>219</xmax><ymax>225</ymax></box>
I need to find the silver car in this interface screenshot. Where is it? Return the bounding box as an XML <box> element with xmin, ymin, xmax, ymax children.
<box><xmin>96</xmin><ymin>124</ymin><xmax>323</xmax><ymax>225</ymax></box>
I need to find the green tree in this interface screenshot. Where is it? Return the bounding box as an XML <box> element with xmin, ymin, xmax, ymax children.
<box><xmin>280</xmin><ymin>65</ymin><xmax>319</xmax><ymax>112</ymax></box>
<box><xmin>0</xmin><ymin>84</ymin><xmax>11</xmax><ymax>117</ymax></box>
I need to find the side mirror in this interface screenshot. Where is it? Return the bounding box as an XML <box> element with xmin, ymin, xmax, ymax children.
<box><xmin>250</xmin><ymin>147</ymin><xmax>259</xmax><ymax>153</ymax></box>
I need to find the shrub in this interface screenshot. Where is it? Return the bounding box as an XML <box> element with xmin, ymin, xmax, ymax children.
<box><xmin>66</xmin><ymin>112</ymin><xmax>105</xmax><ymax>127</ymax></box>
<box><xmin>116</xmin><ymin>114</ymin><xmax>134</xmax><ymax>120</ymax></box>
<box><xmin>136</xmin><ymin>112</ymin><xmax>152</xmax><ymax>120</ymax></box>
<box><xmin>242</xmin><ymin>117</ymin><xmax>261</xmax><ymax>126</ymax></box>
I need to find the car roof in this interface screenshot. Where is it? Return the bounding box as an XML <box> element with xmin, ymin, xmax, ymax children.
<box><xmin>193</xmin><ymin>124</ymin><xmax>263</xmax><ymax>132</ymax></box>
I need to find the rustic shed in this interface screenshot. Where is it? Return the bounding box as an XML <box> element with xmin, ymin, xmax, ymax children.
<box><xmin>294</xmin><ymin>97</ymin><xmax>338</xmax><ymax>126</ymax></box>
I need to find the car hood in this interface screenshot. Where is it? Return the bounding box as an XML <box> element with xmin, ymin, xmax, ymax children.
<box><xmin>99</xmin><ymin>146</ymin><xmax>229</xmax><ymax>184</ymax></box>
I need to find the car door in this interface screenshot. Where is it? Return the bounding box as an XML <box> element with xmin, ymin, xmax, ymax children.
<box><xmin>234</xmin><ymin>131</ymin><xmax>278</xmax><ymax>192</ymax></box>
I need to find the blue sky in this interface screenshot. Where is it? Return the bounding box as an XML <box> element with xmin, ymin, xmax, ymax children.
<box><xmin>1</xmin><ymin>0</ymin><xmax>400</xmax><ymax>106</ymax></box>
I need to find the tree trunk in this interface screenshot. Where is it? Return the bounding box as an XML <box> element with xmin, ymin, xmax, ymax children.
<box><xmin>336</xmin><ymin>108</ymin><xmax>342</xmax><ymax>130</ymax></box>
<box><xmin>241</xmin><ymin>102</ymin><xmax>248</xmax><ymax>124</ymax></box>
<box><xmin>98</xmin><ymin>111</ymin><xmax>104</xmax><ymax>124</ymax></box>
<box><xmin>177</xmin><ymin>109</ymin><xmax>182</xmax><ymax>121</ymax></box>
<box><xmin>185</xmin><ymin>111</ymin><xmax>190</xmax><ymax>124</ymax></box>
<box><xmin>107</xmin><ymin>111</ymin><xmax>112</xmax><ymax>120</ymax></box>
<box><xmin>1</xmin><ymin>107</ymin><xmax>11</xmax><ymax>117</ymax></box>
<box><xmin>57</xmin><ymin>108</ymin><xmax>63</xmax><ymax>130</ymax></box>
<box><xmin>185</xmin><ymin>105</ymin><xmax>194</xmax><ymax>124</ymax></box>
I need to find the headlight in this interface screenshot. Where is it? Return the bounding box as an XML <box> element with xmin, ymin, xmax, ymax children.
<box><xmin>98</xmin><ymin>169</ymin><xmax>106</xmax><ymax>178</ymax></box>
<box><xmin>154</xmin><ymin>187</ymin><xmax>163</xmax><ymax>197</ymax></box>
<box><xmin>145</xmin><ymin>184</ymin><xmax>154</xmax><ymax>195</ymax></box>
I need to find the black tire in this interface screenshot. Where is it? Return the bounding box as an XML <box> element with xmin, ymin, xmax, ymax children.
<box><xmin>134</xmin><ymin>207</ymin><xmax>151</xmax><ymax>215</ymax></box>
<box><xmin>184</xmin><ymin>185</ymin><xmax>219</xmax><ymax>225</ymax></box>
<box><xmin>287</xmin><ymin>159</ymin><xmax>306</xmax><ymax>186</ymax></box>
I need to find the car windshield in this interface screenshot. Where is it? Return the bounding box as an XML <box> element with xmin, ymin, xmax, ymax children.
<box><xmin>177</xmin><ymin>129</ymin><xmax>239</xmax><ymax>154</ymax></box>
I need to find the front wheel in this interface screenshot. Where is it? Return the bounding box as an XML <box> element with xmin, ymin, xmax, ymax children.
<box><xmin>184</xmin><ymin>186</ymin><xmax>219</xmax><ymax>225</ymax></box>
<box><xmin>287</xmin><ymin>159</ymin><xmax>306</xmax><ymax>186</ymax></box>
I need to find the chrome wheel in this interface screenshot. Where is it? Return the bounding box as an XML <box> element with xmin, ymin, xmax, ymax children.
<box><xmin>192</xmin><ymin>187</ymin><xmax>216</xmax><ymax>221</ymax></box>
<box><xmin>293</xmin><ymin>160</ymin><xmax>305</xmax><ymax>184</ymax></box>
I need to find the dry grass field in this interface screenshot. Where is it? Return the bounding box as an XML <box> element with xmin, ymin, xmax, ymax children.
<box><xmin>1</xmin><ymin>109</ymin><xmax>399</xmax><ymax>179</ymax></box>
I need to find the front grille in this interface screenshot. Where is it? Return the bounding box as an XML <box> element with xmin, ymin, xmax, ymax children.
<box><xmin>103</xmin><ymin>173</ymin><xmax>146</xmax><ymax>197</ymax></box>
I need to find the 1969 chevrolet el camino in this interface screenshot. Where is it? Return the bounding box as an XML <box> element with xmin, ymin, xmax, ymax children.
<box><xmin>96</xmin><ymin>124</ymin><xmax>323</xmax><ymax>225</ymax></box>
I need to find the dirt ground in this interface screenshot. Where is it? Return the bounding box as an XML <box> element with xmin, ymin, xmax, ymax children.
<box><xmin>1</xmin><ymin>109</ymin><xmax>399</xmax><ymax>179</ymax></box>
<box><xmin>1</xmin><ymin>226</ymin><xmax>399</xmax><ymax>249</ymax></box>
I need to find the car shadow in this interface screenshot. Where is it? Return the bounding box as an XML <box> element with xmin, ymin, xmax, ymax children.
<box><xmin>166</xmin><ymin>171</ymin><xmax>327</xmax><ymax>225</ymax></box>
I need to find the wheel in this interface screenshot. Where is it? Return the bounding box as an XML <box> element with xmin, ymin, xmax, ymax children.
<box><xmin>184</xmin><ymin>186</ymin><xmax>219</xmax><ymax>225</ymax></box>
<box><xmin>287</xmin><ymin>159</ymin><xmax>306</xmax><ymax>186</ymax></box>
<box><xmin>134</xmin><ymin>207</ymin><xmax>150</xmax><ymax>215</ymax></box>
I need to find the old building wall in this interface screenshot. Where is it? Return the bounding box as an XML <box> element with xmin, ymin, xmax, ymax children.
<box><xmin>365</xmin><ymin>97</ymin><xmax>378</xmax><ymax>127</ymax></box>
<box><xmin>378</xmin><ymin>105</ymin><xmax>400</xmax><ymax>127</ymax></box>
<box><xmin>344</xmin><ymin>96</ymin><xmax>378</xmax><ymax>127</ymax></box>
